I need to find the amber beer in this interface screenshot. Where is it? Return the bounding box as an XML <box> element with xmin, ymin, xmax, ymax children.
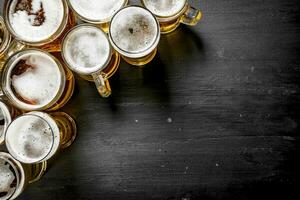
<box><xmin>109</xmin><ymin>6</ymin><xmax>161</xmax><ymax>66</ymax></box>
<box><xmin>0</xmin><ymin>152</ymin><xmax>47</xmax><ymax>200</ymax></box>
<box><xmin>62</xmin><ymin>24</ymin><xmax>120</xmax><ymax>97</ymax></box>
<box><xmin>3</xmin><ymin>0</ymin><xmax>76</xmax><ymax>52</ymax></box>
<box><xmin>67</xmin><ymin>0</ymin><xmax>128</xmax><ymax>32</ymax></box>
<box><xmin>1</xmin><ymin>49</ymin><xmax>74</xmax><ymax>111</ymax></box>
<box><xmin>5</xmin><ymin>111</ymin><xmax>77</xmax><ymax>166</ymax></box>
<box><xmin>142</xmin><ymin>0</ymin><xmax>202</xmax><ymax>34</ymax></box>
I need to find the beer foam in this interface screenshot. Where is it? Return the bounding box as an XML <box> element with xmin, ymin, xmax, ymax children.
<box><xmin>110</xmin><ymin>7</ymin><xmax>159</xmax><ymax>55</ymax></box>
<box><xmin>9</xmin><ymin>52</ymin><xmax>61</xmax><ymax>109</ymax></box>
<box><xmin>0</xmin><ymin>157</ymin><xmax>17</xmax><ymax>199</ymax></box>
<box><xmin>69</xmin><ymin>0</ymin><xmax>125</xmax><ymax>22</ymax></box>
<box><xmin>8</xmin><ymin>0</ymin><xmax>64</xmax><ymax>42</ymax></box>
<box><xmin>143</xmin><ymin>0</ymin><xmax>186</xmax><ymax>17</ymax></box>
<box><xmin>5</xmin><ymin>115</ymin><xmax>54</xmax><ymax>163</ymax></box>
<box><xmin>63</xmin><ymin>26</ymin><xmax>111</xmax><ymax>74</ymax></box>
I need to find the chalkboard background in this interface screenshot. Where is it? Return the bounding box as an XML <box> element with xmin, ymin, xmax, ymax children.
<box><xmin>1</xmin><ymin>0</ymin><xmax>299</xmax><ymax>199</ymax></box>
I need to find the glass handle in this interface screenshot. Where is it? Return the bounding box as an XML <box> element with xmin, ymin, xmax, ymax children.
<box><xmin>4</xmin><ymin>39</ymin><xmax>26</xmax><ymax>59</ymax></box>
<box><xmin>180</xmin><ymin>5</ymin><xmax>202</xmax><ymax>26</ymax></box>
<box><xmin>92</xmin><ymin>72</ymin><xmax>111</xmax><ymax>98</ymax></box>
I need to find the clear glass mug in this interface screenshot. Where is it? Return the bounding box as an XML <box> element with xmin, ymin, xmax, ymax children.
<box><xmin>0</xmin><ymin>152</ymin><xmax>47</xmax><ymax>200</ymax></box>
<box><xmin>67</xmin><ymin>0</ymin><xmax>128</xmax><ymax>32</ymax></box>
<box><xmin>3</xmin><ymin>0</ymin><xmax>76</xmax><ymax>52</ymax></box>
<box><xmin>0</xmin><ymin>49</ymin><xmax>75</xmax><ymax>111</ymax></box>
<box><xmin>5</xmin><ymin>111</ymin><xmax>77</xmax><ymax>165</ymax></box>
<box><xmin>141</xmin><ymin>0</ymin><xmax>202</xmax><ymax>34</ymax></box>
<box><xmin>62</xmin><ymin>24</ymin><xmax>120</xmax><ymax>97</ymax></box>
<box><xmin>0</xmin><ymin>16</ymin><xmax>12</xmax><ymax>71</ymax></box>
<box><xmin>109</xmin><ymin>6</ymin><xmax>161</xmax><ymax>66</ymax></box>
<box><xmin>0</xmin><ymin>101</ymin><xmax>21</xmax><ymax>145</ymax></box>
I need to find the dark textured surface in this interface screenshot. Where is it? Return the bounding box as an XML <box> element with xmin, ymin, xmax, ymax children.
<box><xmin>1</xmin><ymin>0</ymin><xmax>300</xmax><ymax>199</ymax></box>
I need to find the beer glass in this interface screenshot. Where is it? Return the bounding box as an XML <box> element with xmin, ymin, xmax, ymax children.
<box><xmin>1</xmin><ymin>49</ymin><xmax>75</xmax><ymax>111</ymax></box>
<box><xmin>3</xmin><ymin>0</ymin><xmax>76</xmax><ymax>52</ymax></box>
<box><xmin>141</xmin><ymin>0</ymin><xmax>202</xmax><ymax>34</ymax></box>
<box><xmin>0</xmin><ymin>101</ymin><xmax>21</xmax><ymax>145</ymax></box>
<box><xmin>109</xmin><ymin>6</ymin><xmax>161</xmax><ymax>66</ymax></box>
<box><xmin>62</xmin><ymin>24</ymin><xmax>120</xmax><ymax>97</ymax></box>
<box><xmin>5</xmin><ymin>111</ymin><xmax>77</xmax><ymax>165</ymax></box>
<box><xmin>67</xmin><ymin>0</ymin><xmax>128</xmax><ymax>32</ymax></box>
<box><xmin>0</xmin><ymin>152</ymin><xmax>47</xmax><ymax>200</ymax></box>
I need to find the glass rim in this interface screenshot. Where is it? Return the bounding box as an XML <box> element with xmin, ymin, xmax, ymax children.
<box><xmin>3</xmin><ymin>0</ymin><xmax>69</xmax><ymax>46</ymax></box>
<box><xmin>5</xmin><ymin>113</ymin><xmax>56</xmax><ymax>164</ymax></box>
<box><xmin>61</xmin><ymin>24</ymin><xmax>113</xmax><ymax>76</ymax></box>
<box><xmin>1</xmin><ymin>48</ymin><xmax>66</xmax><ymax>111</ymax></box>
<box><xmin>141</xmin><ymin>0</ymin><xmax>188</xmax><ymax>21</ymax></box>
<box><xmin>109</xmin><ymin>5</ymin><xmax>161</xmax><ymax>59</ymax></box>
<box><xmin>67</xmin><ymin>0</ymin><xmax>129</xmax><ymax>24</ymax></box>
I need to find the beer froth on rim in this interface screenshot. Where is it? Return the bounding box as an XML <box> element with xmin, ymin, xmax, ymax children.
<box><xmin>5</xmin><ymin>113</ymin><xmax>60</xmax><ymax>164</ymax></box>
<box><xmin>8</xmin><ymin>0</ymin><xmax>64</xmax><ymax>43</ymax></box>
<box><xmin>3</xmin><ymin>50</ymin><xmax>63</xmax><ymax>111</ymax></box>
<box><xmin>63</xmin><ymin>25</ymin><xmax>111</xmax><ymax>75</ymax></box>
<box><xmin>68</xmin><ymin>0</ymin><xmax>126</xmax><ymax>23</ymax></box>
<box><xmin>109</xmin><ymin>6</ymin><xmax>160</xmax><ymax>58</ymax></box>
<box><xmin>142</xmin><ymin>0</ymin><xmax>186</xmax><ymax>18</ymax></box>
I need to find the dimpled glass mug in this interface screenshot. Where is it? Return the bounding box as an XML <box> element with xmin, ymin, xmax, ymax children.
<box><xmin>0</xmin><ymin>152</ymin><xmax>47</xmax><ymax>200</ymax></box>
<box><xmin>109</xmin><ymin>6</ymin><xmax>161</xmax><ymax>66</ymax></box>
<box><xmin>141</xmin><ymin>0</ymin><xmax>202</xmax><ymax>34</ymax></box>
<box><xmin>62</xmin><ymin>24</ymin><xmax>120</xmax><ymax>97</ymax></box>
<box><xmin>1</xmin><ymin>49</ymin><xmax>75</xmax><ymax>111</ymax></box>
<box><xmin>3</xmin><ymin>0</ymin><xmax>76</xmax><ymax>52</ymax></box>
<box><xmin>67</xmin><ymin>0</ymin><xmax>128</xmax><ymax>32</ymax></box>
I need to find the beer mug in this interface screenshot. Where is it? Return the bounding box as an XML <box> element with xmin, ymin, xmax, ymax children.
<box><xmin>1</xmin><ymin>49</ymin><xmax>75</xmax><ymax>111</ymax></box>
<box><xmin>0</xmin><ymin>101</ymin><xmax>21</xmax><ymax>145</ymax></box>
<box><xmin>3</xmin><ymin>0</ymin><xmax>76</xmax><ymax>52</ymax></box>
<box><xmin>67</xmin><ymin>0</ymin><xmax>128</xmax><ymax>32</ymax></box>
<box><xmin>109</xmin><ymin>6</ymin><xmax>161</xmax><ymax>66</ymax></box>
<box><xmin>5</xmin><ymin>111</ymin><xmax>77</xmax><ymax>165</ymax></box>
<box><xmin>0</xmin><ymin>152</ymin><xmax>47</xmax><ymax>200</ymax></box>
<box><xmin>62</xmin><ymin>24</ymin><xmax>120</xmax><ymax>97</ymax></box>
<box><xmin>141</xmin><ymin>0</ymin><xmax>202</xmax><ymax>34</ymax></box>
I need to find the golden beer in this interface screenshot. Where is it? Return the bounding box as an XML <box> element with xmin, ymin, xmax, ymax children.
<box><xmin>67</xmin><ymin>0</ymin><xmax>128</xmax><ymax>32</ymax></box>
<box><xmin>62</xmin><ymin>24</ymin><xmax>120</xmax><ymax>97</ymax></box>
<box><xmin>0</xmin><ymin>152</ymin><xmax>47</xmax><ymax>200</ymax></box>
<box><xmin>142</xmin><ymin>0</ymin><xmax>202</xmax><ymax>34</ymax></box>
<box><xmin>3</xmin><ymin>0</ymin><xmax>76</xmax><ymax>52</ymax></box>
<box><xmin>109</xmin><ymin>6</ymin><xmax>161</xmax><ymax>66</ymax></box>
<box><xmin>1</xmin><ymin>49</ymin><xmax>75</xmax><ymax>111</ymax></box>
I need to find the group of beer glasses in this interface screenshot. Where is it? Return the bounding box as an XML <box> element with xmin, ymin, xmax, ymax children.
<box><xmin>0</xmin><ymin>0</ymin><xmax>202</xmax><ymax>199</ymax></box>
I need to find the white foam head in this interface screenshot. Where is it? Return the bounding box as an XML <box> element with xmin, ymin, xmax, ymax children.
<box><xmin>109</xmin><ymin>6</ymin><xmax>160</xmax><ymax>58</ymax></box>
<box><xmin>142</xmin><ymin>0</ymin><xmax>186</xmax><ymax>17</ymax></box>
<box><xmin>0</xmin><ymin>154</ymin><xmax>19</xmax><ymax>200</ymax></box>
<box><xmin>63</xmin><ymin>25</ymin><xmax>111</xmax><ymax>75</ymax></box>
<box><xmin>4</xmin><ymin>50</ymin><xmax>63</xmax><ymax>111</ymax></box>
<box><xmin>8</xmin><ymin>0</ymin><xmax>64</xmax><ymax>43</ymax></box>
<box><xmin>68</xmin><ymin>0</ymin><xmax>127</xmax><ymax>23</ymax></box>
<box><xmin>0</xmin><ymin>102</ymin><xmax>12</xmax><ymax>145</ymax></box>
<box><xmin>5</xmin><ymin>112</ymin><xmax>60</xmax><ymax>164</ymax></box>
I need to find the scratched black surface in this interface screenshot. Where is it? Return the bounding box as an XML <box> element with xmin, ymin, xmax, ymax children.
<box><xmin>1</xmin><ymin>0</ymin><xmax>300</xmax><ymax>199</ymax></box>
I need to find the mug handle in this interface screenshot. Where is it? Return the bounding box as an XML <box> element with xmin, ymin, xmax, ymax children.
<box><xmin>92</xmin><ymin>72</ymin><xmax>111</xmax><ymax>97</ymax></box>
<box><xmin>180</xmin><ymin>5</ymin><xmax>202</xmax><ymax>26</ymax></box>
